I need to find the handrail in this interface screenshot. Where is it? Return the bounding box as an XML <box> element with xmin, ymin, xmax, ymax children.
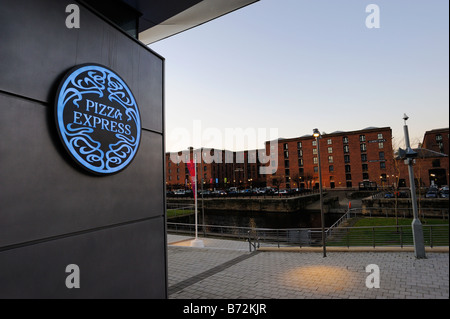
<box><xmin>167</xmin><ymin>221</ymin><xmax>449</xmax><ymax>248</ymax></box>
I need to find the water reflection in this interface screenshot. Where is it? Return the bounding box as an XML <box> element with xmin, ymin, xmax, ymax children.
<box><xmin>173</xmin><ymin>210</ymin><xmax>343</xmax><ymax>229</ymax></box>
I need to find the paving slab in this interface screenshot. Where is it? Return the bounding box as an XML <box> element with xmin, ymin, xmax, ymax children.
<box><xmin>167</xmin><ymin>235</ymin><xmax>449</xmax><ymax>299</ymax></box>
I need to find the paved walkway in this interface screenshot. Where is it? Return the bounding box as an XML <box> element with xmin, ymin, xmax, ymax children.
<box><xmin>167</xmin><ymin>235</ymin><xmax>449</xmax><ymax>299</ymax></box>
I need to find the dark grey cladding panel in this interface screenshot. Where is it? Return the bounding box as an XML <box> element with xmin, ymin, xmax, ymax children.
<box><xmin>0</xmin><ymin>218</ymin><xmax>167</xmax><ymax>299</ymax></box>
<box><xmin>0</xmin><ymin>0</ymin><xmax>163</xmax><ymax>133</ymax></box>
<box><xmin>0</xmin><ymin>93</ymin><xmax>164</xmax><ymax>248</ymax></box>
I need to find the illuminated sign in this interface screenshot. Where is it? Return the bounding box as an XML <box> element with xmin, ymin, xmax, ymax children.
<box><xmin>55</xmin><ymin>64</ymin><xmax>141</xmax><ymax>175</ymax></box>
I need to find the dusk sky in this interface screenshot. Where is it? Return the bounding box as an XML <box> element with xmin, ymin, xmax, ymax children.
<box><xmin>150</xmin><ymin>0</ymin><xmax>449</xmax><ymax>152</ymax></box>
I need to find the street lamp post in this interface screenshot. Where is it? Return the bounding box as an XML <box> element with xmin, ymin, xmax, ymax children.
<box><xmin>313</xmin><ymin>128</ymin><xmax>326</xmax><ymax>258</ymax></box>
<box><xmin>402</xmin><ymin>115</ymin><xmax>426</xmax><ymax>258</ymax></box>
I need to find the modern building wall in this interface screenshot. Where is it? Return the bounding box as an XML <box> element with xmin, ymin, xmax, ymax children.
<box><xmin>0</xmin><ymin>0</ymin><xmax>166</xmax><ymax>298</ymax></box>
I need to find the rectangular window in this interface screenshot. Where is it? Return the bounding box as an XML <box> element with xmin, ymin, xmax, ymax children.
<box><xmin>360</xmin><ymin>143</ymin><xmax>367</xmax><ymax>152</ymax></box>
<box><xmin>345</xmin><ymin>165</ymin><xmax>351</xmax><ymax>173</ymax></box>
<box><xmin>344</xmin><ymin>145</ymin><xmax>349</xmax><ymax>153</ymax></box>
<box><xmin>361</xmin><ymin>154</ymin><xmax>367</xmax><ymax>162</ymax></box>
<box><xmin>327</xmin><ymin>139</ymin><xmax>332</xmax><ymax>145</ymax></box>
<box><xmin>363</xmin><ymin>172</ymin><xmax>369</xmax><ymax>180</ymax></box>
<box><xmin>313</xmin><ymin>148</ymin><xmax>318</xmax><ymax>155</ymax></box>
<box><xmin>378</xmin><ymin>142</ymin><xmax>384</xmax><ymax>149</ymax></box>
<box><xmin>436</xmin><ymin>134</ymin><xmax>443</xmax><ymax>141</ymax></box>
<box><xmin>343</xmin><ymin>136</ymin><xmax>349</xmax><ymax>144</ymax></box>
<box><xmin>362</xmin><ymin>164</ymin><xmax>368</xmax><ymax>171</ymax></box>
<box><xmin>313</xmin><ymin>157</ymin><xmax>318</xmax><ymax>164</ymax></box>
<box><xmin>380</xmin><ymin>162</ymin><xmax>386</xmax><ymax>169</ymax></box>
<box><xmin>378</xmin><ymin>133</ymin><xmax>383</xmax><ymax>139</ymax></box>
<box><xmin>298</xmin><ymin>149</ymin><xmax>303</xmax><ymax>157</ymax></box>
<box><xmin>284</xmin><ymin>150</ymin><xmax>289</xmax><ymax>158</ymax></box>
<box><xmin>379</xmin><ymin>152</ymin><xmax>385</xmax><ymax>160</ymax></box>
<box><xmin>344</xmin><ymin>155</ymin><xmax>350</xmax><ymax>163</ymax></box>
<box><xmin>283</xmin><ymin>143</ymin><xmax>288</xmax><ymax>150</ymax></box>
<box><xmin>329</xmin><ymin>165</ymin><xmax>334</xmax><ymax>172</ymax></box>
<box><xmin>297</xmin><ymin>142</ymin><xmax>302</xmax><ymax>148</ymax></box>
<box><xmin>328</xmin><ymin>147</ymin><xmax>333</xmax><ymax>154</ymax></box>
<box><xmin>360</xmin><ymin>135</ymin><xmax>366</xmax><ymax>142</ymax></box>
<box><xmin>285</xmin><ymin>169</ymin><xmax>290</xmax><ymax>176</ymax></box>
<box><xmin>284</xmin><ymin>160</ymin><xmax>289</xmax><ymax>167</ymax></box>
<box><xmin>346</xmin><ymin>174</ymin><xmax>352</xmax><ymax>181</ymax></box>
<box><xmin>432</xmin><ymin>159</ymin><xmax>440</xmax><ymax>167</ymax></box>
<box><xmin>312</xmin><ymin>140</ymin><xmax>317</xmax><ymax>146</ymax></box>
<box><xmin>299</xmin><ymin>167</ymin><xmax>304</xmax><ymax>174</ymax></box>
<box><xmin>314</xmin><ymin>167</ymin><xmax>318</xmax><ymax>173</ymax></box>
<box><xmin>298</xmin><ymin>158</ymin><xmax>304</xmax><ymax>166</ymax></box>
<box><xmin>328</xmin><ymin>156</ymin><xmax>333</xmax><ymax>163</ymax></box>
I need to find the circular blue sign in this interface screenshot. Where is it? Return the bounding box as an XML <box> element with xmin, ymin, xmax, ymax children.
<box><xmin>55</xmin><ymin>64</ymin><xmax>141</xmax><ymax>175</ymax></box>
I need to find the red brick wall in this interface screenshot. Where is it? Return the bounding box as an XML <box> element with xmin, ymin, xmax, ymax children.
<box><xmin>266</xmin><ymin>127</ymin><xmax>394</xmax><ymax>190</ymax></box>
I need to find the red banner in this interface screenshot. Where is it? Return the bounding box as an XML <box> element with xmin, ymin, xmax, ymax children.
<box><xmin>187</xmin><ymin>160</ymin><xmax>196</xmax><ymax>178</ymax></box>
<box><xmin>187</xmin><ymin>160</ymin><xmax>196</xmax><ymax>198</ymax></box>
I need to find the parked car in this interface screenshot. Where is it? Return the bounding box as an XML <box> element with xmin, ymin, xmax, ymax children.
<box><xmin>384</xmin><ymin>192</ymin><xmax>395</xmax><ymax>198</ymax></box>
<box><xmin>213</xmin><ymin>190</ymin><xmax>227</xmax><ymax>196</ymax></box>
<box><xmin>173</xmin><ymin>189</ymin><xmax>186</xmax><ymax>196</ymax></box>
<box><xmin>425</xmin><ymin>190</ymin><xmax>438</xmax><ymax>198</ymax></box>
<box><xmin>398</xmin><ymin>191</ymin><xmax>409</xmax><ymax>198</ymax></box>
<box><xmin>440</xmin><ymin>186</ymin><xmax>449</xmax><ymax>198</ymax></box>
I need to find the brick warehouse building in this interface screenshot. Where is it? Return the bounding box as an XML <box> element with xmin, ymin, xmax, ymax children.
<box><xmin>421</xmin><ymin>128</ymin><xmax>449</xmax><ymax>156</ymax></box>
<box><xmin>265</xmin><ymin>127</ymin><xmax>394</xmax><ymax>190</ymax></box>
<box><xmin>166</xmin><ymin>126</ymin><xmax>396</xmax><ymax>191</ymax></box>
<box><xmin>166</xmin><ymin>148</ymin><xmax>266</xmax><ymax>191</ymax></box>
<box><xmin>394</xmin><ymin>128</ymin><xmax>449</xmax><ymax>188</ymax></box>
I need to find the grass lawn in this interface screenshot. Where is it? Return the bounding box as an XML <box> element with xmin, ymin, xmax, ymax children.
<box><xmin>353</xmin><ymin>217</ymin><xmax>448</xmax><ymax>227</ymax></box>
<box><xmin>327</xmin><ymin>217</ymin><xmax>449</xmax><ymax>247</ymax></box>
<box><xmin>167</xmin><ymin>209</ymin><xmax>194</xmax><ymax>218</ymax></box>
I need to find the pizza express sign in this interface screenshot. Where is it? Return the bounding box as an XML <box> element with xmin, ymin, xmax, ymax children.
<box><xmin>55</xmin><ymin>64</ymin><xmax>141</xmax><ymax>175</ymax></box>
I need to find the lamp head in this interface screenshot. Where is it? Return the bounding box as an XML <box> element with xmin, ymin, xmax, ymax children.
<box><xmin>313</xmin><ymin>128</ymin><xmax>320</xmax><ymax>138</ymax></box>
<box><xmin>403</xmin><ymin>113</ymin><xmax>409</xmax><ymax>124</ymax></box>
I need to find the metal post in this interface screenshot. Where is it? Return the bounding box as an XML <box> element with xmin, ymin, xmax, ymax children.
<box><xmin>403</xmin><ymin>116</ymin><xmax>426</xmax><ymax>258</ymax></box>
<box><xmin>191</xmin><ymin>153</ymin><xmax>204</xmax><ymax>247</ymax></box>
<box><xmin>314</xmin><ymin>130</ymin><xmax>326</xmax><ymax>258</ymax></box>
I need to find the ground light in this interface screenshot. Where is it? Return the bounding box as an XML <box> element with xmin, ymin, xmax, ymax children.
<box><xmin>284</xmin><ymin>265</ymin><xmax>355</xmax><ymax>294</ymax></box>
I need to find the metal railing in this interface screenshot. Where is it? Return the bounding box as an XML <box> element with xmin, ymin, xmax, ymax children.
<box><xmin>325</xmin><ymin>224</ymin><xmax>449</xmax><ymax>248</ymax></box>
<box><xmin>359</xmin><ymin>207</ymin><xmax>449</xmax><ymax>219</ymax></box>
<box><xmin>167</xmin><ymin>222</ymin><xmax>449</xmax><ymax>250</ymax></box>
